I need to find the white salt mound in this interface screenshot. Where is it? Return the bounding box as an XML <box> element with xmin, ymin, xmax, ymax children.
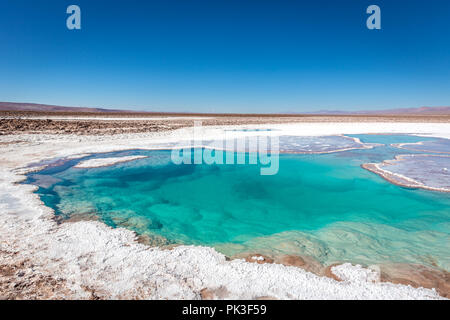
<box><xmin>74</xmin><ymin>156</ymin><xmax>148</xmax><ymax>168</ymax></box>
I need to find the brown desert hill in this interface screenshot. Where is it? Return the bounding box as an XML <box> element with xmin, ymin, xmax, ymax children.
<box><xmin>0</xmin><ymin>102</ymin><xmax>130</xmax><ymax>113</ymax></box>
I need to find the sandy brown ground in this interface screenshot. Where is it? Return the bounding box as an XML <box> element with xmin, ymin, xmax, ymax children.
<box><xmin>0</xmin><ymin>249</ymin><xmax>73</xmax><ymax>300</ymax></box>
<box><xmin>1</xmin><ymin>111</ymin><xmax>449</xmax><ymax>135</ymax></box>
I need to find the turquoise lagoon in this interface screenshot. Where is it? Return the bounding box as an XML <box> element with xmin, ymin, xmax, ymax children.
<box><xmin>27</xmin><ymin>135</ymin><xmax>450</xmax><ymax>270</ymax></box>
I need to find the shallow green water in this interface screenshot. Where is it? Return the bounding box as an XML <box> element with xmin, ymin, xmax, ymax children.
<box><xmin>28</xmin><ymin>135</ymin><xmax>450</xmax><ymax>269</ymax></box>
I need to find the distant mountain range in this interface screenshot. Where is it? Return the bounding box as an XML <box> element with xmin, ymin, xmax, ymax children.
<box><xmin>0</xmin><ymin>102</ymin><xmax>128</xmax><ymax>113</ymax></box>
<box><xmin>300</xmin><ymin>106</ymin><xmax>450</xmax><ymax>115</ymax></box>
<box><xmin>0</xmin><ymin>102</ymin><xmax>449</xmax><ymax>115</ymax></box>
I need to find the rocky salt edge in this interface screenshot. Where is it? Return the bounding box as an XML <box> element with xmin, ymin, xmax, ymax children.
<box><xmin>1</xmin><ymin>121</ymin><xmax>450</xmax><ymax>299</ymax></box>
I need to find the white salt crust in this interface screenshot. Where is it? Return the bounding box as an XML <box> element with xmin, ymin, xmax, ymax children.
<box><xmin>1</xmin><ymin>121</ymin><xmax>449</xmax><ymax>299</ymax></box>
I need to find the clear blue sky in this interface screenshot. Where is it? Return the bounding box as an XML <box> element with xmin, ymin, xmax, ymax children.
<box><xmin>0</xmin><ymin>0</ymin><xmax>449</xmax><ymax>113</ymax></box>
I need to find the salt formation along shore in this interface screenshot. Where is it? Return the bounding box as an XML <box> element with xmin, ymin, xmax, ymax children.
<box><xmin>74</xmin><ymin>156</ymin><xmax>149</xmax><ymax>169</ymax></box>
<box><xmin>392</xmin><ymin>139</ymin><xmax>450</xmax><ymax>154</ymax></box>
<box><xmin>0</xmin><ymin>121</ymin><xmax>449</xmax><ymax>299</ymax></box>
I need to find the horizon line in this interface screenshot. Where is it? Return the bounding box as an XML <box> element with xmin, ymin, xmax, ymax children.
<box><xmin>1</xmin><ymin>101</ymin><xmax>450</xmax><ymax>116</ymax></box>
